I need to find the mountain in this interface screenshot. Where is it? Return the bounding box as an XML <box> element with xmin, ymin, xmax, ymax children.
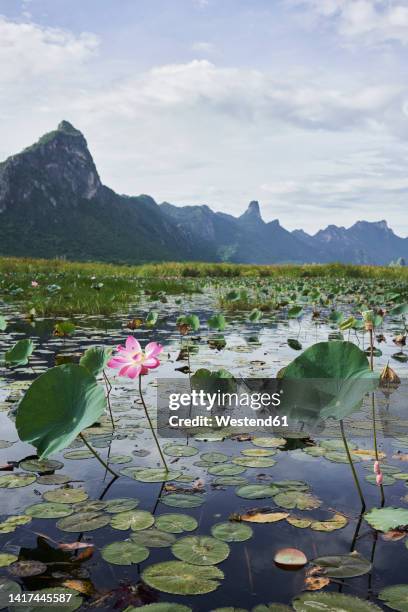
<box><xmin>0</xmin><ymin>121</ymin><xmax>407</xmax><ymax>265</ymax></box>
<box><xmin>292</xmin><ymin>221</ymin><xmax>408</xmax><ymax>265</ymax></box>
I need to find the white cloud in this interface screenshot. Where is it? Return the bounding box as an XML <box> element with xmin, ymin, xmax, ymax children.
<box><xmin>0</xmin><ymin>16</ymin><xmax>99</xmax><ymax>84</ymax></box>
<box><xmin>288</xmin><ymin>0</ymin><xmax>408</xmax><ymax>45</ymax></box>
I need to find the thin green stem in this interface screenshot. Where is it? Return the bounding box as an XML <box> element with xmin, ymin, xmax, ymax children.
<box><xmin>340</xmin><ymin>420</ymin><xmax>366</xmax><ymax>511</ymax></box>
<box><xmin>369</xmin><ymin>327</ymin><xmax>385</xmax><ymax>505</ymax></box>
<box><xmin>103</xmin><ymin>370</ymin><xmax>115</xmax><ymax>430</ymax></box>
<box><xmin>138</xmin><ymin>375</ymin><xmax>169</xmax><ymax>472</ymax></box>
<box><xmin>79</xmin><ymin>433</ymin><xmax>118</xmax><ymax>477</ymax></box>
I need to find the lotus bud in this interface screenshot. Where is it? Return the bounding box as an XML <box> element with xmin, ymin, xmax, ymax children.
<box><xmin>362</xmin><ymin>310</ymin><xmax>374</xmax><ymax>332</ymax></box>
<box><xmin>373</xmin><ymin>461</ymin><xmax>380</xmax><ymax>475</ymax></box>
<box><xmin>376</xmin><ymin>472</ymin><xmax>383</xmax><ymax>486</ymax></box>
<box><xmin>380</xmin><ymin>363</ymin><xmax>401</xmax><ymax>389</ymax></box>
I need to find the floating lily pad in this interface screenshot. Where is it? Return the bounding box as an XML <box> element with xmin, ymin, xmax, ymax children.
<box><xmin>252</xmin><ymin>605</ymin><xmax>292</xmax><ymax>612</ymax></box>
<box><xmin>0</xmin><ymin>515</ymin><xmax>31</xmax><ymax>533</ymax></box>
<box><xmin>20</xmin><ymin>458</ymin><xmax>63</xmax><ymax>473</ymax></box>
<box><xmin>164</xmin><ymin>445</ymin><xmax>199</xmax><ymax>457</ymax></box>
<box><xmin>131</xmin><ymin>528</ymin><xmax>176</xmax><ymax>547</ymax></box>
<box><xmin>310</xmin><ymin>513</ymin><xmax>348</xmax><ymax>532</ymax></box>
<box><xmin>0</xmin><ymin>553</ymin><xmax>18</xmax><ymax>567</ymax></box>
<box><xmin>9</xmin><ymin>560</ymin><xmax>47</xmax><ymax>577</ymax></box>
<box><xmin>155</xmin><ymin>513</ymin><xmax>198</xmax><ymax>533</ymax></box>
<box><xmin>25</xmin><ymin>502</ymin><xmax>74</xmax><ymax>519</ymax></box>
<box><xmin>171</xmin><ymin>536</ymin><xmax>230</xmax><ymax>565</ymax></box>
<box><xmin>73</xmin><ymin>500</ymin><xmax>107</xmax><ymax>512</ymax></box>
<box><xmin>293</xmin><ymin>592</ymin><xmax>381</xmax><ymax>611</ymax></box>
<box><xmin>142</xmin><ymin>560</ymin><xmax>224</xmax><ymax>595</ymax></box>
<box><xmin>63</xmin><ymin>449</ymin><xmax>94</xmax><ymax>460</ymax></box>
<box><xmin>232</xmin><ymin>457</ymin><xmax>276</xmax><ymax>468</ymax></box>
<box><xmin>241</xmin><ymin>448</ymin><xmax>276</xmax><ymax>457</ymax></box>
<box><xmin>104</xmin><ymin>498</ymin><xmax>139</xmax><ymax>513</ymax></box>
<box><xmin>110</xmin><ymin>509</ymin><xmax>155</xmax><ymax>531</ymax></box>
<box><xmin>37</xmin><ymin>474</ymin><xmax>71</xmax><ymax>485</ymax></box>
<box><xmin>57</xmin><ymin>511</ymin><xmax>110</xmax><ymax>532</ymax></box>
<box><xmin>108</xmin><ymin>454</ymin><xmax>133</xmax><ymax>464</ymax></box>
<box><xmin>252</xmin><ymin>437</ymin><xmax>286</xmax><ymax>448</ymax></box>
<box><xmin>0</xmin><ymin>578</ymin><xmax>21</xmax><ymax>609</ymax></box>
<box><xmin>286</xmin><ymin>516</ymin><xmax>312</xmax><ymax>529</ymax></box>
<box><xmin>11</xmin><ymin>587</ymin><xmax>82</xmax><ymax>612</ymax></box>
<box><xmin>208</xmin><ymin>464</ymin><xmax>246</xmax><ymax>476</ymax></box>
<box><xmin>274</xmin><ymin>548</ymin><xmax>307</xmax><ymax>569</ymax></box>
<box><xmin>364</xmin><ymin>507</ymin><xmax>408</xmax><ymax>532</ymax></box>
<box><xmin>378</xmin><ymin>584</ymin><xmax>408</xmax><ymax>612</ymax></box>
<box><xmin>365</xmin><ymin>473</ymin><xmax>395</xmax><ymax>486</ymax></box>
<box><xmin>101</xmin><ymin>540</ymin><xmax>149</xmax><ymax>565</ymax></box>
<box><xmin>311</xmin><ymin>552</ymin><xmax>372</xmax><ymax>578</ymax></box>
<box><xmin>121</xmin><ymin>467</ymin><xmax>182</xmax><ymax>482</ymax></box>
<box><xmin>43</xmin><ymin>487</ymin><xmax>88</xmax><ymax>504</ymax></box>
<box><xmin>213</xmin><ymin>476</ymin><xmax>248</xmax><ymax>486</ymax></box>
<box><xmin>235</xmin><ymin>484</ymin><xmax>278</xmax><ymax>499</ymax></box>
<box><xmin>211</xmin><ymin>522</ymin><xmax>252</xmax><ymax>542</ymax></box>
<box><xmin>274</xmin><ymin>491</ymin><xmax>321</xmax><ymax>510</ymax></box>
<box><xmin>0</xmin><ymin>473</ymin><xmax>36</xmax><ymax>488</ymax></box>
<box><xmin>201</xmin><ymin>452</ymin><xmax>229</xmax><ymax>464</ymax></box>
<box><xmin>160</xmin><ymin>494</ymin><xmax>206</xmax><ymax>508</ymax></box>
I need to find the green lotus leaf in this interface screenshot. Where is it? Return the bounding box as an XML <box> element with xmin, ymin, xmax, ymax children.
<box><xmin>280</xmin><ymin>341</ymin><xmax>378</xmax><ymax>422</ymax></box>
<box><xmin>0</xmin><ymin>515</ymin><xmax>31</xmax><ymax>533</ymax></box>
<box><xmin>208</xmin><ymin>464</ymin><xmax>246</xmax><ymax>476</ymax></box>
<box><xmin>232</xmin><ymin>457</ymin><xmax>276</xmax><ymax>468</ymax></box>
<box><xmin>121</xmin><ymin>467</ymin><xmax>182</xmax><ymax>482</ymax></box>
<box><xmin>0</xmin><ymin>577</ymin><xmax>21</xmax><ymax>609</ymax></box>
<box><xmin>16</xmin><ymin>364</ymin><xmax>107</xmax><ymax>458</ymax></box>
<box><xmin>0</xmin><ymin>553</ymin><xmax>18</xmax><ymax>567</ymax></box>
<box><xmin>160</xmin><ymin>494</ymin><xmax>206</xmax><ymax>508</ymax></box>
<box><xmin>11</xmin><ymin>587</ymin><xmax>82</xmax><ymax>612</ymax></box>
<box><xmin>163</xmin><ymin>444</ymin><xmax>199</xmax><ymax>457</ymax></box>
<box><xmin>293</xmin><ymin>591</ymin><xmax>381</xmax><ymax>611</ymax></box>
<box><xmin>25</xmin><ymin>503</ymin><xmax>74</xmax><ymax>519</ymax></box>
<box><xmin>211</xmin><ymin>522</ymin><xmax>252</xmax><ymax>542</ymax></box>
<box><xmin>241</xmin><ymin>448</ymin><xmax>276</xmax><ymax>457</ymax></box>
<box><xmin>213</xmin><ymin>476</ymin><xmax>248</xmax><ymax>486</ymax></box>
<box><xmin>207</xmin><ymin>314</ymin><xmax>226</xmax><ymax>331</ymax></box>
<box><xmin>0</xmin><ymin>316</ymin><xmax>7</xmax><ymax>332</ymax></box>
<box><xmin>104</xmin><ymin>498</ymin><xmax>139</xmax><ymax>513</ymax></box>
<box><xmin>235</xmin><ymin>484</ymin><xmax>279</xmax><ymax>499</ymax></box>
<box><xmin>43</xmin><ymin>487</ymin><xmax>88</xmax><ymax>504</ymax></box>
<box><xmin>80</xmin><ymin>346</ymin><xmax>112</xmax><ymax>377</ymax></box>
<box><xmin>131</xmin><ymin>528</ymin><xmax>176</xmax><ymax>547</ymax></box>
<box><xmin>0</xmin><ymin>473</ymin><xmax>36</xmax><ymax>488</ymax></box>
<box><xmin>252</xmin><ymin>437</ymin><xmax>286</xmax><ymax>448</ymax></box>
<box><xmin>155</xmin><ymin>513</ymin><xmax>198</xmax><ymax>534</ymax></box>
<box><xmin>274</xmin><ymin>491</ymin><xmax>321</xmax><ymax>510</ymax></box>
<box><xmin>5</xmin><ymin>339</ymin><xmax>34</xmax><ymax>367</ymax></box>
<box><xmin>378</xmin><ymin>584</ymin><xmax>408</xmax><ymax>612</ymax></box>
<box><xmin>37</xmin><ymin>474</ymin><xmax>71</xmax><ymax>485</ymax></box>
<box><xmin>20</xmin><ymin>458</ymin><xmax>63</xmax><ymax>473</ymax></box>
<box><xmin>171</xmin><ymin>535</ymin><xmax>230</xmax><ymax>565</ymax></box>
<box><xmin>57</xmin><ymin>511</ymin><xmax>110</xmax><ymax>532</ymax></box>
<box><xmin>364</xmin><ymin>507</ymin><xmax>408</xmax><ymax>532</ymax></box>
<box><xmin>142</xmin><ymin>560</ymin><xmax>224</xmax><ymax>595</ymax></box>
<box><xmin>110</xmin><ymin>509</ymin><xmax>155</xmax><ymax>531</ymax></box>
<box><xmin>311</xmin><ymin>552</ymin><xmax>371</xmax><ymax>578</ymax></box>
<box><xmin>101</xmin><ymin>540</ymin><xmax>149</xmax><ymax>565</ymax></box>
<box><xmin>200</xmin><ymin>452</ymin><xmax>229</xmax><ymax>464</ymax></box>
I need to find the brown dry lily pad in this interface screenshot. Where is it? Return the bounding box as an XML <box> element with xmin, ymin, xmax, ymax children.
<box><xmin>239</xmin><ymin>509</ymin><xmax>289</xmax><ymax>523</ymax></box>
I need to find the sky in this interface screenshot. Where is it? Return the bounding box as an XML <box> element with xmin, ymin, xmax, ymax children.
<box><xmin>1</xmin><ymin>0</ymin><xmax>408</xmax><ymax>234</ymax></box>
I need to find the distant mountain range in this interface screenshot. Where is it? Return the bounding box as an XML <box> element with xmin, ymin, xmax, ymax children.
<box><xmin>0</xmin><ymin>121</ymin><xmax>407</xmax><ymax>266</ymax></box>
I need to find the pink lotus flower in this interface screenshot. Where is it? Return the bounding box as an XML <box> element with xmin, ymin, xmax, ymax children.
<box><xmin>31</xmin><ymin>281</ymin><xmax>39</xmax><ymax>288</ymax></box>
<box><xmin>373</xmin><ymin>461</ymin><xmax>381</xmax><ymax>475</ymax></box>
<box><xmin>376</xmin><ymin>472</ymin><xmax>383</xmax><ymax>486</ymax></box>
<box><xmin>108</xmin><ymin>336</ymin><xmax>163</xmax><ymax>379</ymax></box>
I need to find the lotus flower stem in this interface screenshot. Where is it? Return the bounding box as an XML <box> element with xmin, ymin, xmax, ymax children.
<box><xmin>339</xmin><ymin>420</ymin><xmax>366</xmax><ymax>511</ymax></box>
<box><xmin>103</xmin><ymin>370</ymin><xmax>115</xmax><ymax>430</ymax></box>
<box><xmin>138</xmin><ymin>375</ymin><xmax>169</xmax><ymax>472</ymax></box>
<box><xmin>368</xmin><ymin>327</ymin><xmax>385</xmax><ymax>504</ymax></box>
<box><xmin>79</xmin><ymin>433</ymin><xmax>118</xmax><ymax>477</ymax></box>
